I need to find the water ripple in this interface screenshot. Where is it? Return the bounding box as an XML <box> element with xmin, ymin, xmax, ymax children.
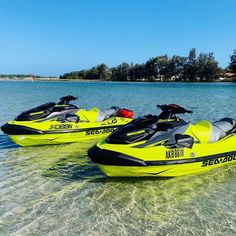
<box><xmin>1</xmin><ymin>81</ymin><xmax>236</xmax><ymax>235</ymax></box>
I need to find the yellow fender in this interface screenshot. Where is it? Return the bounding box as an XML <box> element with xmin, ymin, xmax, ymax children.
<box><xmin>75</xmin><ymin>108</ymin><xmax>99</xmax><ymax>122</ymax></box>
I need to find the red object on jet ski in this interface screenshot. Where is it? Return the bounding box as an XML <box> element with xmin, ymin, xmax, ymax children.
<box><xmin>168</xmin><ymin>104</ymin><xmax>180</xmax><ymax>108</ymax></box>
<box><xmin>117</xmin><ymin>109</ymin><xmax>134</xmax><ymax>118</ymax></box>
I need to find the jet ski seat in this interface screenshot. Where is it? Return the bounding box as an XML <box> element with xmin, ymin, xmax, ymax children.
<box><xmin>210</xmin><ymin>118</ymin><xmax>236</xmax><ymax>142</ymax></box>
<box><xmin>139</xmin><ymin>118</ymin><xmax>236</xmax><ymax>148</ymax></box>
<box><xmin>96</xmin><ymin>107</ymin><xmax>119</xmax><ymax>122</ymax></box>
<box><xmin>189</xmin><ymin>118</ymin><xmax>236</xmax><ymax>143</ymax></box>
<box><xmin>75</xmin><ymin>107</ymin><xmax>118</xmax><ymax>122</ymax></box>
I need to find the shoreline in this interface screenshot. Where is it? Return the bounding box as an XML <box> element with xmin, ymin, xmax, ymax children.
<box><xmin>0</xmin><ymin>78</ymin><xmax>99</xmax><ymax>82</ymax></box>
<box><xmin>0</xmin><ymin>77</ymin><xmax>234</xmax><ymax>83</ymax></box>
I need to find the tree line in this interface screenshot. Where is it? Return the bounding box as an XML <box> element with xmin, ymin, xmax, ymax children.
<box><xmin>60</xmin><ymin>49</ymin><xmax>236</xmax><ymax>82</ymax></box>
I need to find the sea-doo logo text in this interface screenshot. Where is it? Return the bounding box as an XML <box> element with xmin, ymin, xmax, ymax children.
<box><xmin>49</xmin><ymin>124</ymin><xmax>72</xmax><ymax>130</ymax></box>
<box><xmin>201</xmin><ymin>154</ymin><xmax>236</xmax><ymax>167</ymax></box>
<box><xmin>166</xmin><ymin>149</ymin><xmax>184</xmax><ymax>159</ymax></box>
<box><xmin>102</xmin><ymin>119</ymin><xmax>118</xmax><ymax>126</ymax></box>
<box><xmin>108</xmin><ymin>119</ymin><xmax>117</xmax><ymax>124</ymax></box>
<box><xmin>86</xmin><ymin>128</ymin><xmax>116</xmax><ymax>135</ymax></box>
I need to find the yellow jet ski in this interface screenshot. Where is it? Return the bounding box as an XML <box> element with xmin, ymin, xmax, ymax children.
<box><xmin>1</xmin><ymin>95</ymin><xmax>133</xmax><ymax>146</ymax></box>
<box><xmin>88</xmin><ymin>106</ymin><xmax>236</xmax><ymax>177</ymax></box>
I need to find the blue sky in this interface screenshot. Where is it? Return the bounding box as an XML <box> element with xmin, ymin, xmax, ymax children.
<box><xmin>0</xmin><ymin>0</ymin><xmax>235</xmax><ymax>76</ymax></box>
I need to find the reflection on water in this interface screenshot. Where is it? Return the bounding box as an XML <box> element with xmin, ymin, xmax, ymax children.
<box><xmin>0</xmin><ymin>81</ymin><xmax>236</xmax><ymax>235</ymax></box>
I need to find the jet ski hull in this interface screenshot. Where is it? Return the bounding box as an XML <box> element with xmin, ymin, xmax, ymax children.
<box><xmin>88</xmin><ymin>135</ymin><xmax>236</xmax><ymax>177</ymax></box>
<box><xmin>2</xmin><ymin>117</ymin><xmax>132</xmax><ymax>146</ymax></box>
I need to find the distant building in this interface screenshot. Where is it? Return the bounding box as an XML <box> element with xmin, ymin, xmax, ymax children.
<box><xmin>219</xmin><ymin>72</ymin><xmax>235</xmax><ymax>81</ymax></box>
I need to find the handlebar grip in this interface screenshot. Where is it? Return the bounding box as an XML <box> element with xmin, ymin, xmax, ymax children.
<box><xmin>60</xmin><ymin>95</ymin><xmax>78</xmax><ymax>101</ymax></box>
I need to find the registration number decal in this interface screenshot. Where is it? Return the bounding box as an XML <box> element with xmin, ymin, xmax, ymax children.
<box><xmin>166</xmin><ymin>149</ymin><xmax>184</xmax><ymax>159</ymax></box>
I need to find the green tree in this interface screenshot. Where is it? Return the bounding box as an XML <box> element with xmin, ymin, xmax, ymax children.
<box><xmin>96</xmin><ymin>64</ymin><xmax>111</xmax><ymax>80</ymax></box>
<box><xmin>145</xmin><ymin>57</ymin><xmax>159</xmax><ymax>80</ymax></box>
<box><xmin>182</xmin><ymin>48</ymin><xmax>198</xmax><ymax>81</ymax></box>
<box><xmin>155</xmin><ymin>55</ymin><xmax>170</xmax><ymax>81</ymax></box>
<box><xmin>189</xmin><ymin>48</ymin><xmax>196</xmax><ymax>61</ymax></box>
<box><xmin>162</xmin><ymin>55</ymin><xmax>186</xmax><ymax>81</ymax></box>
<box><xmin>111</xmin><ymin>63</ymin><xmax>130</xmax><ymax>81</ymax></box>
<box><xmin>145</xmin><ymin>55</ymin><xmax>170</xmax><ymax>81</ymax></box>
<box><xmin>229</xmin><ymin>50</ymin><xmax>236</xmax><ymax>73</ymax></box>
<box><xmin>129</xmin><ymin>63</ymin><xmax>146</xmax><ymax>81</ymax></box>
<box><xmin>85</xmin><ymin>67</ymin><xmax>100</xmax><ymax>80</ymax></box>
<box><xmin>197</xmin><ymin>53</ymin><xmax>219</xmax><ymax>81</ymax></box>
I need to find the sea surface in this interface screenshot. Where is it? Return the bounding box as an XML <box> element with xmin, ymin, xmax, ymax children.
<box><xmin>0</xmin><ymin>81</ymin><xmax>236</xmax><ymax>236</ymax></box>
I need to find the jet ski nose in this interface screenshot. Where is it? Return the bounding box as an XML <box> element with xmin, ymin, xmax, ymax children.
<box><xmin>1</xmin><ymin>123</ymin><xmax>10</xmax><ymax>134</ymax></box>
<box><xmin>1</xmin><ymin>123</ymin><xmax>42</xmax><ymax>135</ymax></box>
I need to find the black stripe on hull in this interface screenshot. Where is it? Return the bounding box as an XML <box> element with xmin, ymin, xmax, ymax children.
<box><xmin>1</xmin><ymin>123</ymin><xmax>121</xmax><ymax>135</ymax></box>
<box><xmin>88</xmin><ymin>145</ymin><xmax>236</xmax><ymax>166</ymax></box>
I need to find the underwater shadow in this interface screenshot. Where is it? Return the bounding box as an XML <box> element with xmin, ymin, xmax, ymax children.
<box><xmin>43</xmin><ymin>161</ymin><xmax>103</xmax><ymax>181</ymax></box>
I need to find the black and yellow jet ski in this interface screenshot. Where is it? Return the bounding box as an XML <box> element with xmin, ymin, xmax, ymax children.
<box><xmin>1</xmin><ymin>95</ymin><xmax>133</xmax><ymax>146</ymax></box>
<box><xmin>88</xmin><ymin>105</ymin><xmax>236</xmax><ymax>177</ymax></box>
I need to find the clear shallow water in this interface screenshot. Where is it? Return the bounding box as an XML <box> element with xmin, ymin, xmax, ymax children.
<box><xmin>0</xmin><ymin>81</ymin><xmax>236</xmax><ymax>236</ymax></box>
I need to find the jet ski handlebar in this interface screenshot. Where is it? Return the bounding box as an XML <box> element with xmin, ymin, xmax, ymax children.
<box><xmin>157</xmin><ymin>104</ymin><xmax>192</xmax><ymax>115</ymax></box>
<box><xmin>58</xmin><ymin>95</ymin><xmax>78</xmax><ymax>105</ymax></box>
